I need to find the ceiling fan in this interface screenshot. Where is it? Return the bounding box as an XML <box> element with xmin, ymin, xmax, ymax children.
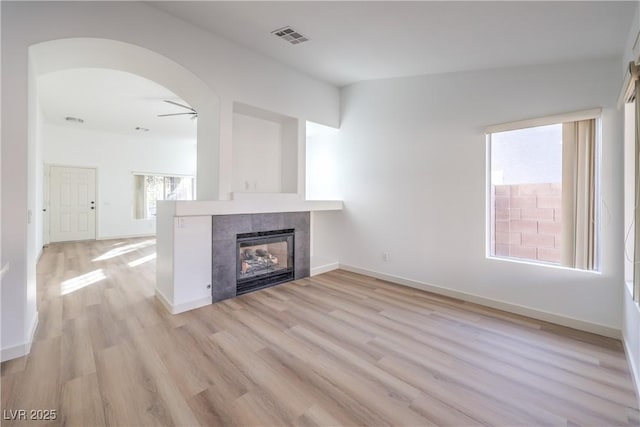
<box><xmin>158</xmin><ymin>100</ymin><xmax>197</xmax><ymax>120</ymax></box>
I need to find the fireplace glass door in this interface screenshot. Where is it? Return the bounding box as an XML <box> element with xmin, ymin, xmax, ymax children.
<box><xmin>236</xmin><ymin>229</ymin><xmax>294</xmax><ymax>295</ymax></box>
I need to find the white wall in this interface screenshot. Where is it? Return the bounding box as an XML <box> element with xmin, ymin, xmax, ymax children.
<box><xmin>282</xmin><ymin>118</ymin><xmax>300</xmax><ymax>194</ymax></box>
<box><xmin>1</xmin><ymin>1</ymin><xmax>339</xmax><ymax>359</ymax></box>
<box><xmin>34</xmin><ymin>97</ymin><xmax>44</xmax><ymax>256</ymax></box>
<box><xmin>315</xmin><ymin>58</ymin><xmax>625</xmax><ymax>334</ymax></box>
<box><xmin>622</xmin><ymin>1</ymin><xmax>640</xmax><ymax>406</ymax></box>
<box><xmin>42</xmin><ymin>122</ymin><xmax>196</xmax><ymax>239</ymax></box>
<box><xmin>622</xmin><ymin>3</ymin><xmax>640</xmax><ymax>77</ymax></box>
<box><xmin>26</xmin><ymin>52</ymin><xmax>41</xmax><ymax>350</ymax></box>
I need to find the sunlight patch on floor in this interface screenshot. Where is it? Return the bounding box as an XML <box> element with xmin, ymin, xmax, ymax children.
<box><xmin>92</xmin><ymin>239</ymin><xmax>156</xmax><ymax>262</ymax></box>
<box><xmin>128</xmin><ymin>253</ymin><xmax>156</xmax><ymax>267</ymax></box>
<box><xmin>61</xmin><ymin>269</ymin><xmax>106</xmax><ymax>295</ymax></box>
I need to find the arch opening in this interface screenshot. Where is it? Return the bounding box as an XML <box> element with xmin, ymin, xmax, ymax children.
<box><xmin>29</xmin><ymin>37</ymin><xmax>220</xmax><ymax>247</ymax></box>
<box><xmin>30</xmin><ymin>37</ymin><xmax>220</xmax><ymax>201</ymax></box>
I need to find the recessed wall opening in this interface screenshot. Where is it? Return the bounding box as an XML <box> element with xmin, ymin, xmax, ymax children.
<box><xmin>232</xmin><ymin>102</ymin><xmax>298</xmax><ymax>194</ymax></box>
<box><xmin>306</xmin><ymin>121</ymin><xmax>340</xmax><ymax>200</ymax></box>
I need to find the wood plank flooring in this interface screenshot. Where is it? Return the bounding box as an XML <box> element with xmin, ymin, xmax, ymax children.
<box><xmin>2</xmin><ymin>238</ymin><xmax>639</xmax><ymax>426</ymax></box>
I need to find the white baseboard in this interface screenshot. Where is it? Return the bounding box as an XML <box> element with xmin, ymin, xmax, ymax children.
<box><xmin>97</xmin><ymin>233</ymin><xmax>155</xmax><ymax>241</ymax></box>
<box><xmin>28</xmin><ymin>311</ymin><xmax>39</xmax><ymax>345</ymax></box>
<box><xmin>1</xmin><ymin>342</ymin><xmax>29</xmax><ymax>362</ymax></box>
<box><xmin>1</xmin><ymin>311</ymin><xmax>39</xmax><ymax>362</ymax></box>
<box><xmin>623</xmin><ymin>333</ymin><xmax>640</xmax><ymax>412</ymax></box>
<box><xmin>337</xmin><ymin>263</ymin><xmax>621</xmax><ymax>339</ymax></box>
<box><xmin>155</xmin><ymin>289</ymin><xmax>211</xmax><ymax>315</ymax></box>
<box><xmin>311</xmin><ymin>261</ymin><xmax>340</xmax><ymax>276</ymax></box>
<box><xmin>155</xmin><ymin>289</ymin><xmax>173</xmax><ymax>313</ymax></box>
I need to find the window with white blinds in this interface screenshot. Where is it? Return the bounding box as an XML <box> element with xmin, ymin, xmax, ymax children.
<box><xmin>133</xmin><ymin>174</ymin><xmax>195</xmax><ymax>219</ymax></box>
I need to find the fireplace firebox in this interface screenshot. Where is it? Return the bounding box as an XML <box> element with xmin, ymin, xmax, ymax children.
<box><xmin>236</xmin><ymin>229</ymin><xmax>294</xmax><ymax>295</ymax></box>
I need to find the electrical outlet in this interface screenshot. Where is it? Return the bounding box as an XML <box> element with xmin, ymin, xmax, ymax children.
<box><xmin>382</xmin><ymin>252</ymin><xmax>390</xmax><ymax>262</ymax></box>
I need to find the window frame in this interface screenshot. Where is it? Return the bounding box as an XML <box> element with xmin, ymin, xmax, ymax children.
<box><xmin>485</xmin><ymin>109</ymin><xmax>602</xmax><ymax>272</ymax></box>
<box><xmin>132</xmin><ymin>172</ymin><xmax>196</xmax><ymax>220</ymax></box>
<box><xmin>623</xmin><ymin>82</ymin><xmax>640</xmax><ymax>303</ymax></box>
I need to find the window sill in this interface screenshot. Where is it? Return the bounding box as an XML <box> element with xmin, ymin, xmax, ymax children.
<box><xmin>486</xmin><ymin>255</ymin><xmax>601</xmax><ymax>275</ymax></box>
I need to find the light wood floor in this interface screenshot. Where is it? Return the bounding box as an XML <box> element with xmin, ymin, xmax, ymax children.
<box><xmin>2</xmin><ymin>238</ymin><xmax>639</xmax><ymax>426</ymax></box>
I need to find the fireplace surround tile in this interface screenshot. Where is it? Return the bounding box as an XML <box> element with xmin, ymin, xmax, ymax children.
<box><xmin>212</xmin><ymin>239</ymin><xmax>235</xmax><ymax>266</ymax></box>
<box><xmin>212</xmin><ymin>214</ymin><xmax>252</xmax><ymax>241</ymax></box>
<box><xmin>251</xmin><ymin>213</ymin><xmax>285</xmax><ymax>233</ymax></box>
<box><xmin>211</xmin><ymin>212</ymin><xmax>310</xmax><ymax>303</ymax></box>
<box><xmin>212</xmin><ymin>265</ymin><xmax>236</xmax><ymax>301</ymax></box>
<box><xmin>294</xmin><ymin>231</ymin><xmax>310</xmax><ymax>279</ymax></box>
<box><xmin>289</xmin><ymin>211</ymin><xmax>311</xmax><ymax>232</ymax></box>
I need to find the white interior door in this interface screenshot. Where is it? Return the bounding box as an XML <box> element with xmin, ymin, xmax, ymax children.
<box><xmin>50</xmin><ymin>166</ymin><xmax>96</xmax><ymax>242</ymax></box>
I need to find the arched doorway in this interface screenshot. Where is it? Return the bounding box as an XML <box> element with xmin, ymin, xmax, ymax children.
<box><xmin>30</xmin><ymin>38</ymin><xmax>220</xmax><ymax>201</ymax></box>
<box><xmin>29</xmin><ymin>37</ymin><xmax>221</xmax><ymax>247</ymax></box>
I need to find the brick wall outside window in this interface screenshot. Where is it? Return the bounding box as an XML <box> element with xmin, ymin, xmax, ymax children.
<box><xmin>493</xmin><ymin>183</ymin><xmax>561</xmax><ymax>264</ymax></box>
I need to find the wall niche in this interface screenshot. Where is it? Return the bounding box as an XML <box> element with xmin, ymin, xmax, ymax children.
<box><xmin>232</xmin><ymin>102</ymin><xmax>298</xmax><ymax>194</ymax></box>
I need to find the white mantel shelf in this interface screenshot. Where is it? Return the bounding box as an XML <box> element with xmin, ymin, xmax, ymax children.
<box><xmin>164</xmin><ymin>193</ymin><xmax>343</xmax><ymax>217</ymax></box>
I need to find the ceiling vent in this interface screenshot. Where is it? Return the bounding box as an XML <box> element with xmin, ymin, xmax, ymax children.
<box><xmin>271</xmin><ymin>26</ymin><xmax>309</xmax><ymax>45</ymax></box>
<box><xmin>65</xmin><ymin>116</ymin><xmax>84</xmax><ymax>124</ymax></box>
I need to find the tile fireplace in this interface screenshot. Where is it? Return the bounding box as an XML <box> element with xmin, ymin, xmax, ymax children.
<box><xmin>211</xmin><ymin>212</ymin><xmax>310</xmax><ymax>303</ymax></box>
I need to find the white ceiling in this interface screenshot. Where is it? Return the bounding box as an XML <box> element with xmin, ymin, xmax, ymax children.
<box><xmin>37</xmin><ymin>2</ymin><xmax>636</xmax><ymax>133</ymax></box>
<box><xmin>152</xmin><ymin>1</ymin><xmax>636</xmax><ymax>87</ymax></box>
<box><xmin>39</xmin><ymin>68</ymin><xmax>197</xmax><ymax>141</ymax></box>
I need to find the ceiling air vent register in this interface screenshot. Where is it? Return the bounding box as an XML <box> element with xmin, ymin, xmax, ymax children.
<box><xmin>65</xmin><ymin>116</ymin><xmax>84</xmax><ymax>124</ymax></box>
<box><xmin>271</xmin><ymin>26</ymin><xmax>309</xmax><ymax>45</ymax></box>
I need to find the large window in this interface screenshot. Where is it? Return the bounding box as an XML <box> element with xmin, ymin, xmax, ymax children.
<box><xmin>487</xmin><ymin>111</ymin><xmax>600</xmax><ymax>271</ymax></box>
<box><xmin>134</xmin><ymin>174</ymin><xmax>194</xmax><ymax>219</ymax></box>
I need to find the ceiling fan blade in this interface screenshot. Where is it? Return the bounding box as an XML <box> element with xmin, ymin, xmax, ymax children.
<box><xmin>163</xmin><ymin>100</ymin><xmax>196</xmax><ymax>112</ymax></box>
<box><xmin>158</xmin><ymin>112</ymin><xmax>197</xmax><ymax>117</ymax></box>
